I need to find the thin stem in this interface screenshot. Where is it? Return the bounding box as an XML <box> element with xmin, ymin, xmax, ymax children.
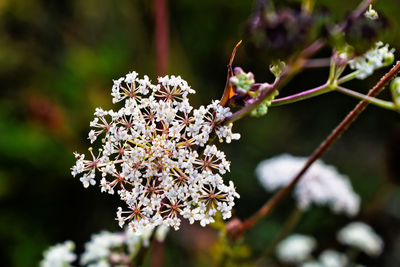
<box><xmin>338</xmin><ymin>70</ymin><xmax>361</xmax><ymax>84</ymax></box>
<box><xmin>336</xmin><ymin>86</ymin><xmax>396</xmax><ymax>110</ymax></box>
<box><xmin>154</xmin><ymin>0</ymin><xmax>169</xmax><ymax>77</ymax></box>
<box><xmin>303</xmin><ymin>58</ymin><xmax>331</xmax><ymax>68</ymax></box>
<box><xmin>364</xmin><ymin>180</ymin><xmax>396</xmax><ymax>216</ymax></box>
<box><xmin>227</xmin><ymin>60</ymin><xmax>400</xmax><ymax>241</ymax></box>
<box><xmin>146</xmin><ymin>2</ymin><xmax>168</xmax><ymax>266</ymax></box>
<box><xmin>328</xmin><ymin>56</ymin><xmax>337</xmax><ymax>84</ymax></box>
<box><xmin>150</xmin><ymin>240</ymin><xmax>165</xmax><ymax>267</ymax></box>
<box><xmin>271</xmin><ymin>83</ymin><xmax>332</xmax><ymax>107</ymax></box>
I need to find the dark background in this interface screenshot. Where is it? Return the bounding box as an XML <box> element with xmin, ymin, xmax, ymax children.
<box><xmin>1</xmin><ymin>0</ymin><xmax>400</xmax><ymax>266</ymax></box>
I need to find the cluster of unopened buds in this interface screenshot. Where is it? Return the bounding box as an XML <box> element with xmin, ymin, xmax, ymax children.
<box><xmin>71</xmin><ymin>71</ymin><xmax>240</xmax><ymax>233</ymax></box>
<box><xmin>228</xmin><ymin>67</ymin><xmax>279</xmax><ymax>117</ymax></box>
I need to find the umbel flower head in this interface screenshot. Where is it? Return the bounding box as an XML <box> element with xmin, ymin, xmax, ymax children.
<box><xmin>337</xmin><ymin>221</ymin><xmax>384</xmax><ymax>257</ymax></box>
<box><xmin>256</xmin><ymin>154</ymin><xmax>360</xmax><ymax>216</ymax></box>
<box><xmin>40</xmin><ymin>240</ymin><xmax>76</xmax><ymax>267</ymax></box>
<box><xmin>71</xmin><ymin>71</ymin><xmax>240</xmax><ymax>233</ymax></box>
<box><xmin>276</xmin><ymin>234</ymin><xmax>316</xmax><ymax>264</ymax></box>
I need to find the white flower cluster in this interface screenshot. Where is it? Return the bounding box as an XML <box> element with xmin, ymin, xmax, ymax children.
<box><xmin>302</xmin><ymin>250</ymin><xmax>348</xmax><ymax>267</ymax></box>
<box><xmin>276</xmin><ymin>234</ymin><xmax>316</xmax><ymax>264</ymax></box>
<box><xmin>256</xmin><ymin>154</ymin><xmax>360</xmax><ymax>216</ymax></box>
<box><xmin>278</xmin><ymin>222</ymin><xmax>383</xmax><ymax>267</ymax></box>
<box><xmin>71</xmin><ymin>71</ymin><xmax>240</xmax><ymax>233</ymax></box>
<box><xmin>40</xmin><ymin>226</ymin><xmax>169</xmax><ymax>267</ymax></box>
<box><xmin>81</xmin><ymin>226</ymin><xmax>168</xmax><ymax>266</ymax></box>
<box><xmin>349</xmin><ymin>42</ymin><xmax>395</xmax><ymax>79</ymax></box>
<box><xmin>81</xmin><ymin>231</ymin><xmax>128</xmax><ymax>266</ymax></box>
<box><xmin>337</xmin><ymin>221</ymin><xmax>384</xmax><ymax>257</ymax></box>
<box><xmin>40</xmin><ymin>240</ymin><xmax>76</xmax><ymax>267</ymax></box>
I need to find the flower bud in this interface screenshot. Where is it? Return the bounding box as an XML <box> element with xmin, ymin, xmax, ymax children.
<box><xmin>270</xmin><ymin>60</ymin><xmax>286</xmax><ymax>78</ymax></box>
<box><xmin>229</xmin><ymin>67</ymin><xmax>255</xmax><ymax>93</ymax></box>
<box><xmin>250</xmin><ymin>89</ymin><xmax>279</xmax><ymax>117</ymax></box>
<box><xmin>383</xmin><ymin>52</ymin><xmax>395</xmax><ymax>66</ymax></box>
<box><xmin>390</xmin><ymin>77</ymin><xmax>400</xmax><ymax>109</ymax></box>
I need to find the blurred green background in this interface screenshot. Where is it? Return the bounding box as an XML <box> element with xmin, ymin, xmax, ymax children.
<box><xmin>1</xmin><ymin>0</ymin><xmax>400</xmax><ymax>266</ymax></box>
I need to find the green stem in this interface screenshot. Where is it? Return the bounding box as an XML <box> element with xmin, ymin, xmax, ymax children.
<box><xmin>328</xmin><ymin>57</ymin><xmax>337</xmax><ymax>84</ymax></box>
<box><xmin>364</xmin><ymin>180</ymin><xmax>396</xmax><ymax>216</ymax></box>
<box><xmin>271</xmin><ymin>83</ymin><xmax>334</xmax><ymax>106</ymax></box>
<box><xmin>336</xmin><ymin>86</ymin><xmax>396</xmax><ymax>111</ymax></box>
<box><xmin>338</xmin><ymin>70</ymin><xmax>361</xmax><ymax>84</ymax></box>
<box><xmin>334</xmin><ymin>65</ymin><xmax>346</xmax><ymax>81</ymax></box>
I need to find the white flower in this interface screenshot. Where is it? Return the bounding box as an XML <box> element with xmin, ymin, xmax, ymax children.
<box><xmin>256</xmin><ymin>154</ymin><xmax>360</xmax><ymax>216</ymax></box>
<box><xmin>301</xmin><ymin>262</ymin><xmax>322</xmax><ymax>267</ymax></box>
<box><xmin>40</xmin><ymin>241</ymin><xmax>76</xmax><ymax>267</ymax></box>
<box><xmin>72</xmin><ymin>71</ymin><xmax>240</xmax><ymax>232</ymax></box>
<box><xmin>80</xmin><ymin>226</ymin><xmax>165</xmax><ymax>266</ymax></box>
<box><xmin>319</xmin><ymin>250</ymin><xmax>348</xmax><ymax>267</ymax></box>
<box><xmin>80</xmin><ymin>231</ymin><xmax>125</xmax><ymax>265</ymax></box>
<box><xmin>276</xmin><ymin>234</ymin><xmax>316</xmax><ymax>264</ymax></box>
<box><xmin>364</xmin><ymin>5</ymin><xmax>378</xmax><ymax>20</ymax></box>
<box><xmin>349</xmin><ymin>42</ymin><xmax>395</xmax><ymax>79</ymax></box>
<box><xmin>302</xmin><ymin>249</ymin><xmax>349</xmax><ymax>267</ymax></box>
<box><xmin>337</xmin><ymin>222</ymin><xmax>384</xmax><ymax>256</ymax></box>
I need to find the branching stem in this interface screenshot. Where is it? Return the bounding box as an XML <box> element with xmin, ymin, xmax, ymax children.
<box><xmin>227</xmin><ymin>60</ymin><xmax>400</xmax><ymax>240</ymax></box>
<box><xmin>271</xmin><ymin>83</ymin><xmax>333</xmax><ymax>106</ymax></box>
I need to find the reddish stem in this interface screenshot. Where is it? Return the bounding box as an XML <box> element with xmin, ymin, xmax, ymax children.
<box><xmin>154</xmin><ymin>0</ymin><xmax>169</xmax><ymax>76</ymax></box>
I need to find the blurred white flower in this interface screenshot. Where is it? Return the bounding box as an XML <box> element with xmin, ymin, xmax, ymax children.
<box><xmin>319</xmin><ymin>250</ymin><xmax>348</xmax><ymax>267</ymax></box>
<box><xmin>72</xmin><ymin>71</ymin><xmax>240</xmax><ymax>233</ymax></box>
<box><xmin>302</xmin><ymin>249</ymin><xmax>349</xmax><ymax>267</ymax></box>
<box><xmin>276</xmin><ymin>234</ymin><xmax>316</xmax><ymax>264</ymax></box>
<box><xmin>40</xmin><ymin>240</ymin><xmax>76</xmax><ymax>267</ymax></box>
<box><xmin>349</xmin><ymin>42</ymin><xmax>395</xmax><ymax>79</ymax></box>
<box><xmin>301</xmin><ymin>261</ymin><xmax>322</xmax><ymax>267</ymax></box>
<box><xmin>256</xmin><ymin>154</ymin><xmax>360</xmax><ymax>216</ymax></box>
<box><xmin>80</xmin><ymin>231</ymin><xmax>126</xmax><ymax>266</ymax></box>
<box><xmin>155</xmin><ymin>224</ymin><xmax>170</xmax><ymax>242</ymax></box>
<box><xmin>337</xmin><ymin>222</ymin><xmax>384</xmax><ymax>257</ymax></box>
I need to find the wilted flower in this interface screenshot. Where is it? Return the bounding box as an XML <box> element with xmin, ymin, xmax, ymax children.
<box><xmin>256</xmin><ymin>154</ymin><xmax>360</xmax><ymax>216</ymax></box>
<box><xmin>276</xmin><ymin>234</ymin><xmax>316</xmax><ymax>264</ymax></box>
<box><xmin>40</xmin><ymin>241</ymin><xmax>76</xmax><ymax>267</ymax></box>
<box><xmin>337</xmin><ymin>221</ymin><xmax>384</xmax><ymax>256</ymax></box>
<box><xmin>246</xmin><ymin>5</ymin><xmax>324</xmax><ymax>61</ymax></box>
<box><xmin>72</xmin><ymin>71</ymin><xmax>240</xmax><ymax>233</ymax></box>
<box><xmin>344</xmin><ymin>13</ymin><xmax>388</xmax><ymax>54</ymax></box>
